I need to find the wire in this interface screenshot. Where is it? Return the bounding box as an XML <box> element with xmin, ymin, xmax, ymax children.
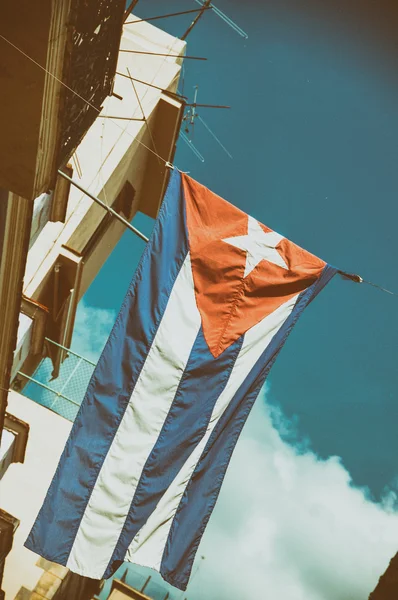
<box><xmin>119</xmin><ymin>49</ymin><xmax>207</xmax><ymax>61</ymax></box>
<box><xmin>339</xmin><ymin>271</ymin><xmax>397</xmax><ymax>296</ymax></box>
<box><xmin>124</xmin><ymin>0</ymin><xmax>140</xmax><ymax>22</ymax></box>
<box><xmin>123</xmin><ymin>28</ymin><xmax>185</xmax><ymax>169</ymax></box>
<box><xmin>361</xmin><ymin>279</ymin><xmax>398</xmax><ymax>297</ymax></box>
<box><xmin>0</xmin><ymin>34</ymin><xmax>99</xmax><ymax>115</ymax></box>
<box><xmin>127</xmin><ymin>67</ymin><xmax>163</xmax><ymax>168</ymax></box>
<box><xmin>0</xmin><ymin>33</ymin><xmax>181</xmax><ymax>171</ymax></box>
<box><xmin>198</xmin><ymin>114</ymin><xmax>233</xmax><ymax>158</ymax></box>
<box><xmin>116</xmin><ymin>72</ymin><xmax>187</xmax><ymax>100</ymax></box>
<box><xmin>180</xmin><ymin>131</ymin><xmax>205</xmax><ymax>162</ymax></box>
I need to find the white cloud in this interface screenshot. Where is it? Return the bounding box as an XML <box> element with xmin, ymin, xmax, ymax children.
<box><xmin>71</xmin><ymin>298</ymin><xmax>116</xmax><ymax>363</ymax></box>
<box><xmin>186</xmin><ymin>388</ymin><xmax>398</xmax><ymax>600</ymax></box>
<box><xmin>69</xmin><ymin>302</ymin><xmax>398</xmax><ymax>599</ymax></box>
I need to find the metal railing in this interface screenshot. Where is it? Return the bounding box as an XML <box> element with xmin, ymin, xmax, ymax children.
<box><xmin>95</xmin><ymin>567</ymin><xmax>182</xmax><ymax>600</ymax></box>
<box><xmin>17</xmin><ymin>338</ymin><xmax>96</xmax><ymax>422</ymax></box>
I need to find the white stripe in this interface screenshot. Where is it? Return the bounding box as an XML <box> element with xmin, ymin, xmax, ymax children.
<box><xmin>67</xmin><ymin>254</ymin><xmax>201</xmax><ymax>577</ymax></box>
<box><xmin>125</xmin><ymin>294</ymin><xmax>299</xmax><ymax>570</ymax></box>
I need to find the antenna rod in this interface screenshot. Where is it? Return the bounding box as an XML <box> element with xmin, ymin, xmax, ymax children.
<box><xmin>119</xmin><ymin>49</ymin><xmax>207</xmax><ymax>61</ymax></box>
<box><xmin>140</xmin><ymin>576</ymin><xmax>151</xmax><ymax>593</ymax></box>
<box><xmin>124</xmin><ymin>0</ymin><xmax>140</xmax><ymax>22</ymax></box>
<box><xmin>181</xmin><ymin>0</ymin><xmax>212</xmax><ymax>40</ymax></box>
<box><xmin>126</xmin><ymin>7</ymin><xmax>212</xmax><ymax>25</ymax></box>
<box><xmin>185</xmin><ymin>103</ymin><xmax>231</xmax><ymax>109</ymax></box>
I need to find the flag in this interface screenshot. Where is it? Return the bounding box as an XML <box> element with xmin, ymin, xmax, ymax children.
<box><xmin>25</xmin><ymin>170</ymin><xmax>337</xmax><ymax>591</ymax></box>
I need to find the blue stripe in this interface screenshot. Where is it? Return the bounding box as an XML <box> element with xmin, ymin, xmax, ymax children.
<box><xmin>104</xmin><ymin>328</ymin><xmax>243</xmax><ymax>578</ymax></box>
<box><xmin>159</xmin><ymin>265</ymin><xmax>337</xmax><ymax>591</ymax></box>
<box><xmin>25</xmin><ymin>170</ymin><xmax>187</xmax><ymax>564</ymax></box>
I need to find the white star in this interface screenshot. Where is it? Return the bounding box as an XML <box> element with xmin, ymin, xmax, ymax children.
<box><xmin>222</xmin><ymin>216</ymin><xmax>288</xmax><ymax>278</ymax></box>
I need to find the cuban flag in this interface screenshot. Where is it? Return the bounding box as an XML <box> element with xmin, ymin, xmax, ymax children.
<box><xmin>26</xmin><ymin>170</ymin><xmax>337</xmax><ymax>591</ymax></box>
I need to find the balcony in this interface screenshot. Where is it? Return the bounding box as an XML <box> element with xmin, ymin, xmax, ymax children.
<box><xmin>14</xmin><ymin>338</ymin><xmax>95</xmax><ymax>422</ymax></box>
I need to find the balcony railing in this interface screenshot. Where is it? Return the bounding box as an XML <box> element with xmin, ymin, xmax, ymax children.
<box><xmin>16</xmin><ymin>338</ymin><xmax>95</xmax><ymax>422</ymax></box>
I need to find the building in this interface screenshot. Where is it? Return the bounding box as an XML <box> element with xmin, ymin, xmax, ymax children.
<box><xmin>369</xmin><ymin>553</ymin><xmax>398</xmax><ymax>599</ymax></box>
<box><xmin>0</xmin><ymin>2</ymin><xmax>185</xmax><ymax>598</ymax></box>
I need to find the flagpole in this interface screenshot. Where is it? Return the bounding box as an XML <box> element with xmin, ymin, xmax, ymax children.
<box><xmin>57</xmin><ymin>170</ymin><xmax>149</xmax><ymax>243</ymax></box>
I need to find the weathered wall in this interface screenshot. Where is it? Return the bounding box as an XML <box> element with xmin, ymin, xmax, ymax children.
<box><xmin>0</xmin><ymin>393</ymin><xmax>71</xmax><ymax>599</ymax></box>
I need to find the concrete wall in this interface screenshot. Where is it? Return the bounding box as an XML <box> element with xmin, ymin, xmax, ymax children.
<box><xmin>0</xmin><ymin>393</ymin><xmax>72</xmax><ymax>599</ymax></box>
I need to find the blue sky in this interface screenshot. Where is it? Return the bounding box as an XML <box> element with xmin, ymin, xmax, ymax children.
<box><xmin>75</xmin><ymin>1</ymin><xmax>398</xmax><ymax>596</ymax></box>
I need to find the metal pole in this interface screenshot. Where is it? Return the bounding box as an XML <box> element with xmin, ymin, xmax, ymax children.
<box><xmin>181</xmin><ymin>0</ymin><xmax>212</xmax><ymax>40</ymax></box>
<box><xmin>140</xmin><ymin>576</ymin><xmax>151</xmax><ymax>593</ymax></box>
<box><xmin>116</xmin><ymin>71</ymin><xmax>187</xmax><ymax>100</ymax></box>
<box><xmin>124</xmin><ymin>0</ymin><xmax>140</xmax><ymax>22</ymax></box>
<box><xmin>57</xmin><ymin>171</ymin><xmax>149</xmax><ymax>243</ymax></box>
<box><xmin>191</xmin><ymin>85</ymin><xmax>199</xmax><ymax>126</ymax></box>
<box><xmin>126</xmin><ymin>7</ymin><xmax>212</xmax><ymax>25</ymax></box>
<box><xmin>119</xmin><ymin>49</ymin><xmax>207</xmax><ymax>61</ymax></box>
<box><xmin>17</xmin><ymin>372</ymin><xmax>80</xmax><ymax>407</ymax></box>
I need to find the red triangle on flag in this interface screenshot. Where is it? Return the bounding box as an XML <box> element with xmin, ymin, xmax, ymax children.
<box><xmin>182</xmin><ymin>174</ymin><xmax>326</xmax><ymax>358</ymax></box>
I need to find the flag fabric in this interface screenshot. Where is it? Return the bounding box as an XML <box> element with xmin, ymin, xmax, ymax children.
<box><xmin>25</xmin><ymin>170</ymin><xmax>337</xmax><ymax>591</ymax></box>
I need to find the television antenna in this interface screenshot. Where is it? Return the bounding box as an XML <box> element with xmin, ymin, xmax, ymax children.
<box><xmin>180</xmin><ymin>86</ymin><xmax>233</xmax><ymax>162</ymax></box>
<box><xmin>193</xmin><ymin>0</ymin><xmax>248</xmax><ymax>38</ymax></box>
